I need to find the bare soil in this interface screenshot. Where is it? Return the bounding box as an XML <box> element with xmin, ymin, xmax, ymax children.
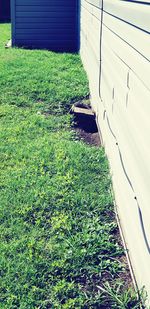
<box><xmin>74</xmin><ymin>127</ymin><xmax>101</xmax><ymax>147</ymax></box>
<box><xmin>71</xmin><ymin>101</ymin><xmax>101</xmax><ymax>147</ymax></box>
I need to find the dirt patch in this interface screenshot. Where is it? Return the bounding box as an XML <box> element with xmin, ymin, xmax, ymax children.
<box><xmin>74</xmin><ymin>128</ymin><xmax>101</xmax><ymax>147</ymax></box>
<box><xmin>71</xmin><ymin>101</ymin><xmax>101</xmax><ymax>147</ymax></box>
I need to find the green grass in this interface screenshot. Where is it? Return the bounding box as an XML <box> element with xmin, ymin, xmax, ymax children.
<box><xmin>0</xmin><ymin>24</ymin><xmax>143</xmax><ymax>308</ymax></box>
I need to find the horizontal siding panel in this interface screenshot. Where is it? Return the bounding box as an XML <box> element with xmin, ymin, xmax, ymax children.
<box><xmin>103</xmin><ymin>0</ymin><xmax>150</xmax><ymax>33</ymax></box>
<box><xmin>16</xmin><ymin>28</ymin><xmax>76</xmax><ymax>34</ymax></box>
<box><xmin>16</xmin><ymin>17</ymin><xmax>76</xmax><ymax>23</ymax></box>
<box><xmin>82</xmin><ymin>0</ymin><xmax>102</xmax><ymax>9</ymax></box>
<box><xmin>16</xmin><ymin>0</ymin><xmax>74</xmax><ymax>4</ymax></box>
<box><xmin>16</xmin><ymin>5</ymin><xmax>75</xmax><ymax>12</ymax></box>
<box><xmin>15</xmin><ymin>11</ymin><xmax>76</xmax><ymax>18</ymax></box>
<box><xmin>15</xmin><ymin>40</ymin><xmax>77</xmax><ymax>45</ymax></box>
<box><xmin>102</xmin><ymin>23</ymin><xmax>150</xmax><ymax>91</ymax></box>
<box><xmin>103</xmin><ymin>13</ymin><xmax>150</xmax><ymax>62</ymax></box>
<box><xmin>16</xmin><ymin>23</ymin><xmax>76</xmax><ymax>30</ymax></box>
<box><xmin>15</xmin><ymin>34</ymin><xmax>76</xmax><ymax>40</ymax></box>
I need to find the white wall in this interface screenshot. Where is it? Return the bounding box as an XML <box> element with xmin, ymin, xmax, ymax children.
<box><xmin>81</xmin><ymin>0</ymin><xmax>150</xmax><ymax>303</ymax></box>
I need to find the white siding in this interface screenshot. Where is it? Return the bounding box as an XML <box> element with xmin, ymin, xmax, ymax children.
<box><xmin>81</xmin><ymin>0</ymin><xmax>150</xmax><ymax>303</ymax></box>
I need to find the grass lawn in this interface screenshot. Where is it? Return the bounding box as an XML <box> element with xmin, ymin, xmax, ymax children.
<box><xmin>0</xmin><ymin>24</ymin><xmax>142</xmax><ymax>308</ymax></box>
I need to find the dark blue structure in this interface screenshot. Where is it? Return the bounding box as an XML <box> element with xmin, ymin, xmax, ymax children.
<box><xmin>0</xmin><ymin>0</ymin><xmax>10</xmax><ymax>22</ymax></box>
<box><xmin>11</xmin><ymin>0</ymin><xmax>79</xmax><ymax>52</ymax></box>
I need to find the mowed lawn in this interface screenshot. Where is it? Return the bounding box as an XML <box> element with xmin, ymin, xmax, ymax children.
<box><xmin>0</xmin><ymin>24</ymin><xmax>142</xmax><ymax>308</ymax></box>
